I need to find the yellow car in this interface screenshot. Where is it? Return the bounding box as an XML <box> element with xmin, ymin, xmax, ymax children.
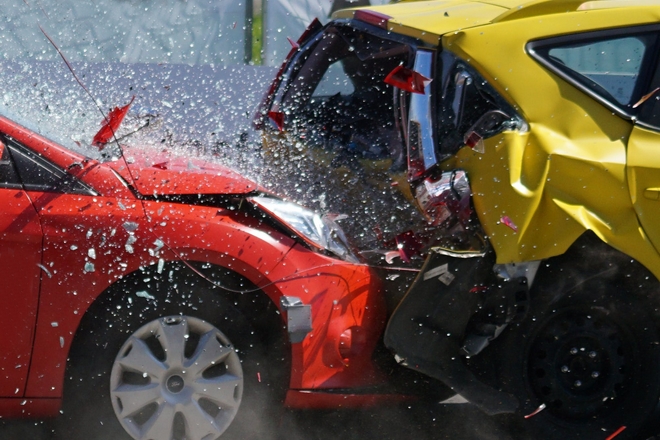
<box><xmin>257</xmin><ymin>1</ymin><xmax>660</xmax><ymax>438</ymax></box>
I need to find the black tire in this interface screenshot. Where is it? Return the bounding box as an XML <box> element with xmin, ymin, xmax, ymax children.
<box><xmin>53</xmin><ymin>264</ymin><xmax>288</xmax><ymax>440</ymax></box>
<box><xmin>494</xmin><ymin>256</ymin><xmax>660</xmax><ymax>440</ymax></box>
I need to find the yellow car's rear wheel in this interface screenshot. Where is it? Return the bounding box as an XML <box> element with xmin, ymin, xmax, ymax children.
<box><xmin>495</xmin><ymin>254</ymin><xmax>660</xmax><ymax>440</ymax></box>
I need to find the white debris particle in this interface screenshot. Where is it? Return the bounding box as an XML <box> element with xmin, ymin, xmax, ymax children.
<box><xmin>59</xmin><ymin>337</ymin><xmax>65</xmax><ymax>348</ymax></box>
<box><xmin>123</xmin><ymin>222</ymin><xmax>138</xmax><ymax>232</ymax></box>
<box><xmin>84</xmin><ymin>262</ymin><xmax>95</xmax><ymax>273</ymax></box>
<box><xmin>136</xmin><ymin>291</ymin><xmax>156</xmax><ymax>300</ymax></box>
<box><xmin>88</xmin><ymin>248</ymin><xmax>96</xmax><ymax>259</ymax></box>
<box><xmin>439</xmin><ymin>272</ymin><xmax>455</xmax><ymax>286</ymax></box>
<box><xmin>157</xmin><ymin>259</ymin><xmax>165</xmax><ymax>274</ymax></box>
<box><xmin>125</xmin><ymin>235</ymin><xmax>137</xmax><ymax>253</ymax></box>
<box><xmin>37</xmin><ymin>264</ymin><xmax>53</xmax><ymax>278</ymax></box>
<box><xmin>118</xmin><ymin>201</ymin><xmax>127</xmax><ymax>211</ymax></box>
<box><xmin>149</xmin><ymin>239</ymin><xmax>165</xmax><ymax>256</ymax></box>
<box><xmin>86</xmin><ymin>230</ymin><xmax>93</xmax><ymax>239</ymax></box>
<box><xmin>51</xmin><ymin>322</ymin><xmax>58</xmax><ymax>327</ymax></box>
<box><xmin>70</xmin><ymin>245</ymin><xmax>78</xmax><ymax>251</ymax></box>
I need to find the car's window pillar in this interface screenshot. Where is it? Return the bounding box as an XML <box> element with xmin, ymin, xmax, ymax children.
<box><xmin>634</xmin><ymin>34</ymin><xmax>660</xmax><ymax>130</ymax></box>
<box><xmin>0</xmin><ymin>138</ymin><xmax>22</xmax><ymax>190</ymax></box>
<box><xmin>407</xmin><ymin>50</ymin><xmax>437</xmax><ymax>182</ymax></box>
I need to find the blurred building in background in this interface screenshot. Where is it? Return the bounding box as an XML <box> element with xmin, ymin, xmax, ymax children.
<box><xmin>0</xmin><ymin>0</ymin><xmax>387</xmax><ymax>66</ymax></box>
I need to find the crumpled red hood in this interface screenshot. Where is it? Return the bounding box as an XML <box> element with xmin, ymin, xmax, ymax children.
<box><xmin>107</xmin><ymin>149</ymin><xmax>259</xmax><ymax>196</ymax></box>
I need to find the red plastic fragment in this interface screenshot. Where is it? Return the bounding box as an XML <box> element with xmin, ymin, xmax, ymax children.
<box><xmin>354</xmin><ymin>10</ymin><xmax>391</xmax><ymax>29</ymax></box>
<box><xmin>373</xmin><ymin>225</ymin><xmax>384</xmax><ymax>242</ymax></box>
<box><xmin>297</xmin><ymin>18</ymin><xmax>322</xmax><ymax>45</ymax></box>
<box><xmin>151</xmin><ymin>162</ymin><xmax>169</xmax><ymax>170</ymax></box>
<box><xmin>465</xmin><ymin>131</ymin><xmax>483</xmax><ymax>148</ymax></box>
<box><xmin>500</xmin><ymin>215</ymin><xmax>518</xmax><ymax>233</ymax></box>
<box><xmin>395</xmin><ymin>231</ymin><xmax>423</xmax><ymax>263</ymax></box>
<box><xmin>287</xmin><ymin>37</ymin><xmax>300</xmax><ymax>49</ymax></box>
<box><xmin>523</xmin><ymin>403</ymin><xmax>546</xmax><ymax>419</ymax></box>
<box><xmin>384</xmin><ymin>65</ymin><xmax>432</xmax><ymax>95</ymax></box>
<box><xmin>605</xmin><ymin>426</ymin><xmax>626</xmax><ymax>440</ymax></box>
<box><xmin>92</xmin><ymin>96</ymin><xmax>135</xmax><ymax>149</ymax></box>
<box><xmin>268</xmin><ymin>111</ymin><xmax>285</xmax><ymax>131</ymax></box>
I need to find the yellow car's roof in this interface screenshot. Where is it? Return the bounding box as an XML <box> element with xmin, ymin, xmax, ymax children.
<box><xmin>332</xmin><ymin>0</ymin><xmax>660</xmax><ymax>44</ymax></box>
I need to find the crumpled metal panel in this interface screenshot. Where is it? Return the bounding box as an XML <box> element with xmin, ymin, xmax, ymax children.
<box><xmin>438</xmin><ymin>6</ymin><xmax>660</xmax><ymax>277</ymax></box>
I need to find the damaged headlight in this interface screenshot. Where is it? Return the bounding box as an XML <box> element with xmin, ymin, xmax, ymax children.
<box><xmin>249</xmin><ymin>196</ymin><xmax>359</xmax><ymax>263</ymax></box>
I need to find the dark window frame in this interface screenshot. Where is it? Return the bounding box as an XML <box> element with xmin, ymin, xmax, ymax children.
<box><xmin>269</xmin><ymin>20</ymin><xmax>424</xmax><ymax>125</ymax></box>
<box><xmin>2</xmin><ymin>135</ymin><xmax>96</xmax><ymax>195</ymax></box>
<box><xmin>433</xmin><ymin>50</ymin><xmax>526</xmax><ymax>161</ymax></box>
<box><xmin>0</xmin><ymin>139</ymin><xmax>22</xmax><ymax>190</ymax></box>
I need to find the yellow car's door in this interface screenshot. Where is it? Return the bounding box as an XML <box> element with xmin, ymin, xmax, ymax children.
<box><xmin>628</xmin><ymin>124</ymin><xmax>660</xmax><ymax>256</ymax></box>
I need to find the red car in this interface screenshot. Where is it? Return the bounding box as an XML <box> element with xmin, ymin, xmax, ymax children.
<box><xmin>0</xmin><ymin>111</ymin><xmax>393</xmax><ymax>439</ymax></box>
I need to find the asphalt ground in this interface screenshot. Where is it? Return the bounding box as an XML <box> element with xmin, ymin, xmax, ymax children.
<box><xmin>0</xmin><ymin>402</ymin><xmax>517</xmax><ymax>440</ymax></box>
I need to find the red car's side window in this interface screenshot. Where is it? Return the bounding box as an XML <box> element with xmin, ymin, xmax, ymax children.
<box><xmin>0</xmin><ymin>138</ymin><xmax>21</xmax><ymax>188</ymax></box>
<box><xmin>1</xmin><ymin>137</ymin><xmax>94</xmax><ymax>195</ymax></box>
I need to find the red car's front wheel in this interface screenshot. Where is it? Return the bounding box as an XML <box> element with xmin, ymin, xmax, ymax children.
<box><xmin>54</xmin><ymin>265</ymin><xmax>287</xmax><ymax>440</ymax></box>
<box><xmin>109</xmin><ymin>315</ymin><xmax>244</xmax><ymax>440</ymax></box>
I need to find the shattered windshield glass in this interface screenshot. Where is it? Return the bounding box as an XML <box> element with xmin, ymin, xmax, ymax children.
<box><xmin>270</xmin><ymin>25</ymin><xmax>412</xmax><ymax>168</ymax></box>
<box><xmin>259</xmin><ymin>24</ymin><xmax>437</xmax><ymax>255</ymax></box>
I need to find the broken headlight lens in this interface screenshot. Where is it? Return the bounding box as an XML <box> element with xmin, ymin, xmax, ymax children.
<box><xmin>249</xmin><ymin>196</ymin><xmax>359</xmax><ymax>263</ymax></box>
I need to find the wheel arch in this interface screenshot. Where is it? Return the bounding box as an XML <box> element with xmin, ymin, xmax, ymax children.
<box><xmin>56</xmin><ymin>259</ymin><xmax>292</xmax><ymax>439</ymax></box>
<box><xmin>70</xmin><ymin>259</ymin><xmax>289</xmax><ymax>358</ymax></box>
<box><xmin>530</xmin><ymin>230</ymin><xmax>660</xmax><ymax>309</ymax></box>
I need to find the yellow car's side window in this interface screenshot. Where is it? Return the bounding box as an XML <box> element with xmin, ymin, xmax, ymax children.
<box><xmin>529</xmin><ymin>26</ymin><xmax>659</xmax><ymax>123</ymax></box>
<box><xmin>548</xmin><ymin>37</ymin><xmax>646</xmax><ymax>105</ymax></box>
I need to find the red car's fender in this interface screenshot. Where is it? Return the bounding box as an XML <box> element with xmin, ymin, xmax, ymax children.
<box><xmin>25</xmin><ymin>199</ymin><xmax>294</xmax><ymax>398</ymax></box>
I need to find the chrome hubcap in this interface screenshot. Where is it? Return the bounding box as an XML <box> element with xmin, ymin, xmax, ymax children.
<box><xmin>110</xmin><ymin>316</ymin><xmax>243</xmax><ymax>440</ymax></box>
